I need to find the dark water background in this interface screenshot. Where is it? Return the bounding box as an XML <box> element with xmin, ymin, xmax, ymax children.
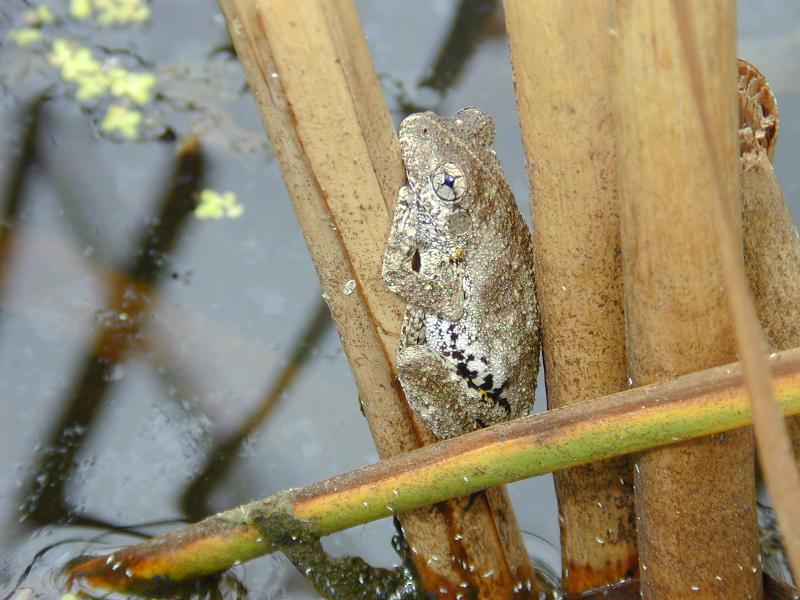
<box><xmin>0</xmin><ymin>1</ymin><xmax>798</xmax><ymax>598</ymax></box>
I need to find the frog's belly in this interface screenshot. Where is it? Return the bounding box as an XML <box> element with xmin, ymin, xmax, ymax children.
<box><xmin>423</xmin><ymin>312</ymin><xmax>511</xmax><ymax>412</ymax></box>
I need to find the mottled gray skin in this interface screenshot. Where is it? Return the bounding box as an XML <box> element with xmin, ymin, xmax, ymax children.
<box><xmin>382</xmin><ymin>108</ymin><xmax>540</xmax><ymax>439</ymax></box>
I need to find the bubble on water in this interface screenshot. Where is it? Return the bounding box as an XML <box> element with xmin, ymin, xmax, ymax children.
<box><xmin>105</xmin><ymin>363</ymin><xmax>126</xmax><ymax>381</ymax></box>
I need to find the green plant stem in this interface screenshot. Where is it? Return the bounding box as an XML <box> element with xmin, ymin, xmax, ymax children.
<box><xmin>68</xmin><ymin>347</ymin><xmax>800</xmax><ymax>593</ymax></box>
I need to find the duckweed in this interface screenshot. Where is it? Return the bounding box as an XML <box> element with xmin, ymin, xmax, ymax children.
<box><xmin>100</xmin><ymin>104</ymin><xmax>143</xmax><ymax>139</ymax></box>
<box><xmin>70</xmin><ymin>0</ymin><xmax>151</xmax><ymax>25</ymax></box>
<box><xmin>195</xmin><ymin>189</ymin><xmax>245</xmax><ymax>220</ymax></box>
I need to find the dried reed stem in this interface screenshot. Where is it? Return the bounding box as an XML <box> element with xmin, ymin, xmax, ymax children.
<box><xmin>216</xmin><ymin>0</ymin><xmax>534</xmax><ymax>596</ymax></box>
<box><xmin>614</xmin><ymin>1</ymin><xmax>762</xmax><ymax>597</ymax></box>
<box><xmin>504</xmin><ymin>1</ymin><xmax>637</xmax><ymax>595</ymax></box>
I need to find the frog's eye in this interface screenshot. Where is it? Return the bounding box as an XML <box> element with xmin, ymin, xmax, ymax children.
<box><xmin>431</xmin><ymin>163</ymin><xmax>466</xmax><ymax>202</ymax></box>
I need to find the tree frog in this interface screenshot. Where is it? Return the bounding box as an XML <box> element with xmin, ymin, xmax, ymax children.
<box><xmin>382</xmin><ymin>108</ymin><xmax>540</xmax><ymax>439</ymax></box>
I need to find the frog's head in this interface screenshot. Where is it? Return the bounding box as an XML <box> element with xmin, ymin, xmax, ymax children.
<box><xmin>399</xmin><ymin>109</ymin><xmax>497</xmax><ymax>245</ymax></box>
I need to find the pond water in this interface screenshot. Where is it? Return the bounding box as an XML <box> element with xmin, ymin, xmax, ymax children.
<box><xmin>0</xmin><ymin>1</ymin><xmax>798</xmax><ymax>598</ymax></box>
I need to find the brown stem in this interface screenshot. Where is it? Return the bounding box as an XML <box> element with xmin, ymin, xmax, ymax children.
<box><xmin>739</xmin><ymin>58</ymin><xmax>800</xmax><ymax>580</ymax></box>
<box><xmin>504</xmin><ymin>1</ymin><xmax>638</xmax><ymax>594</ymax></box>
<box><xmin>66</xmin><ymin>348</ymin><xmax>800</xmax><ymax>594</ymax></box>
<box><xmin>614</xmin><ymin>1</ymin><xmax>762</xmax><ymax>597</ymax></box>
<box><xmin>216</xmin><ymin>0</ymin><xmax>535</xmax><ymax>596</ymax></box>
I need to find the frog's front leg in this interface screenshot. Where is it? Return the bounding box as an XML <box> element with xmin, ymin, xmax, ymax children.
<box><xmin>398</xmin><ymin>345</ymin><xmax>504</xmax><ymax>439</ymax></box>
<box><xmin>382</xmin><ymin>186</ymin><xmax>464</xmax><ymax>321</ymax></box>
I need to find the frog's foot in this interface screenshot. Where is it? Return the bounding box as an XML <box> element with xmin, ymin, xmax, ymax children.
<box><xmin>398</xmin><ymin>345</ymin><xmax>488</xmax><ymax>439</ymax></box>
<box><xmin>398</xmin><ymin>345</ymin><xmax>475</xmax><ymax>438</ymax></box>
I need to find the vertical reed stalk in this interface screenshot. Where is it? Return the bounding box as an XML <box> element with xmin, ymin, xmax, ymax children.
<box><xmin>216</xmin><ymin>0</ymin><xmax>535</xmax><ymax>596</ymax></box>
<box><xmin>739</xmin><ymin>59</ymin><xmax>800</xmax><ymax>469</ymax></box>
<box><xmin>504</xmin><ymin>1</ymin><xmax>637</xmax><ymax>596</ymax></box>
<box><xmin>613</xmin><ymin>2</ymin><xmax>761</xmax><ymax>597</ymax></box>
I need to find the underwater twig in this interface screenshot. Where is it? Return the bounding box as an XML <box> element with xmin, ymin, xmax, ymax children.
<box><xmin>418</xmin><ymin>0</ymin><xmax>499</xmax><ymax>94</ymax></box>
<box><xmin>0</xmin><ymin>95</ymin><xmax>46</xmax><ymax>302</ymax></box>
<box><xmin>180</xmin><ymin>300</ymin><xmax>332</xmax><ymax>520</ymax></box>
<box><xmin>22</xmin><ymin>137</ymin><xmax>204</xmax><ymax>524</ymax></box>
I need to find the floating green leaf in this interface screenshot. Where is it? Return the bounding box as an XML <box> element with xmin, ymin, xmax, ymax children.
<box><xmin>100</xmin><ymin>104</ymin><xmax>143</xmax><ymax>139</ymax></box>
<box><xmin>7</xmin><ymin>28</ymin><xmax>44</xmax><ymax>47</ymax></box>
<box><xmin>69</xmin><ymin>0</ymin><xmax>150</xmax><ymax>25</ymax></box>
<box><xmin>49</xmin><ymin>39</ymin><xmax>102</xmax><ymax>82</ymax></box>
<box><xmin>108</xmin><ymin>68</ymin><xmax>157</xmax><ymax>104</ymax></box>
<box><xmin>195</xmin><ymin>189</ymin><xmax>244</xmax><ymax>220</ymax></box>
<box><xmin>69</xmin><ymin>0</ymin><xmax>93</xmax><ymax>20</ymax></box>
<box><xmin>23</xmin><ymin>5</ymin><xmax>56</xmax><ymax>26</ymax></box>
<box><xmin>47</xmin><ymin>38</ymin><xmax>158</xmax><ymax>109</ymax></box>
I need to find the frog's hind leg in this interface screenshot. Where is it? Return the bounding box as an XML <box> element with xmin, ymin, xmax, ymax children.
<box><xmin>397</xmin><ymin>345</ymin><xmax>480</xmax><ymax>439</ymax></box>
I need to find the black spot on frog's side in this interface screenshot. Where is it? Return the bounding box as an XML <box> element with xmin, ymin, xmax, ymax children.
<box><xmin>441</xmin><ymin>327</ymin><xmax>511</xmax><ymax>416</ymax></box>
<box><xmin>454</xmin><ymin>360</ymin><xmax>511</xmax><ymax>415</ymax></box>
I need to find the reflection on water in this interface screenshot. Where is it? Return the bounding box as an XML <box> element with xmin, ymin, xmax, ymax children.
<box><xmin>0</xmin><ymin>0</ymin><xmax>798</xmax><ymax>598</ymax></box>
<box><xmin>180</xmin><ymin>300</ymin><xmax>332</xmax><ymax>522</ymax></box>
<box><xmin>22</xmin><ymin>133</ymin><xmax>204</xmax><ymax>526</ymax></box>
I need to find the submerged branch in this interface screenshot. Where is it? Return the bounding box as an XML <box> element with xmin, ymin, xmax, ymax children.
<box><xmin>67</xmin><ymin>347</ymin><xmax>800</xmax><ymax>593</ymax></box>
